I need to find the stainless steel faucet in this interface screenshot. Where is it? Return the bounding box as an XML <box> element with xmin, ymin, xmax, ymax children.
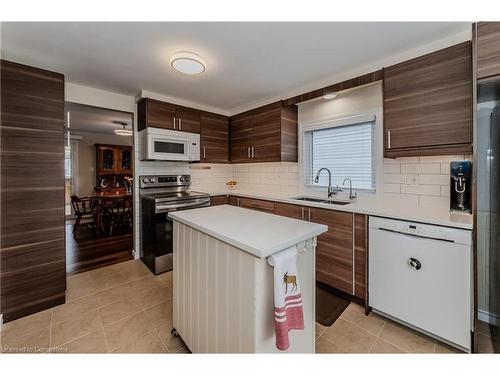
<box><xmin>343</xmin><ymin>178</ymin><xmax>357</xmax><ymax>200</ymax></box>
<box><xmin>314</xmin><ymin>168</ymin><xmax>342</xmax><ymax>198</ymax></box>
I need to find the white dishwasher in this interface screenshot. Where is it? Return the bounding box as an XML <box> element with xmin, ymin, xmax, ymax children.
<box><xmin>369</xmin><ymin>216</ymin><xmax>472</xmax><ymax>351</ymax></box>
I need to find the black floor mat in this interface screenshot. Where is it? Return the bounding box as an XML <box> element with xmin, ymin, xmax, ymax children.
<box><xmin>316</xmin><ymin>285</ymin><xmax>350</xmax><ymax>327</ymax></box>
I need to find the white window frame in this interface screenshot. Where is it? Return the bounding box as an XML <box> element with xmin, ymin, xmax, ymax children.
<box><xmin>299</xmin><ymin>108</ymin><xmax>383</xmax><ymax>196</ymax></box>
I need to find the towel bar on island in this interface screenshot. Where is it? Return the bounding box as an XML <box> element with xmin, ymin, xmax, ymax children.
<box><xmin>266</xmin><ymin>237</ymin><xmax>316</xmax><ymax>267</ymax></box>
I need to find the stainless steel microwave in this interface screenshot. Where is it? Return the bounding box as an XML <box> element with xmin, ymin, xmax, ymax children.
<box><xmin>139</xmin><ymin>127</ymin><xmax>200</xmax><ymax>161</ymax></box>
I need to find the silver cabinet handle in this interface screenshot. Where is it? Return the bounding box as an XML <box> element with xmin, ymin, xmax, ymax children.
<box><xmin>251</xmin><ymin>147</ymin><xmax>255</xmax><ymax>158</ymax></box>
<box><xmin>387</xmin><ymin>130</ymin><xmax>391</xmax><ymax>149</ymax></box>
<box><xmin>247</xmin><ymin>147</ymin><xmax>251</xmax><ymax>158</ymax></box>
<box><xmin>237</xmin><ymin>198</ymin><xmax>240</xmax><ymax>206</ymax></box>
<box><xmin>408</xmin><ymin>257</ymin><xmax>422</xmax><ymax>270</ymax></box>
<box><xmin>173</xmin><ymin>117</ymin><xmax>176</xmax><ymax>130</ymax></box>
<box><xmin>308</xmin><ymin>208</ymin><xmax>311</xmax><ymax>221</ymax></box>
<box><xmin>203</xmin><ymin>147</ymin><xmax>206</xmax><ymax>158</ymax></box>
<box><xmin>179</xmin><ymin>118</ymin><xmax>182</xmax><ymax>130</ymax></box>
<box><xmin>301</xmin><ymin>207</ymin><xmax>304</xmax><ymax>220</ymax></box>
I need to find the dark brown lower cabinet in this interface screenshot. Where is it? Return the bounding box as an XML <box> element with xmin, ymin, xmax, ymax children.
<box><xmin>234</xmin><ymin>197</ymin><xmax>276</xmax><ymax>213</ymax></box>
<box><xmin>262</xmin><ymin>200</ymin><xmax>367</xmax><ymax>301</ymax></box>
<box><xmin>1</xmin><ymin>60</ymin><xmax>66</xmax><ymax>322</ymax></box>
<box><xmin>210</xmin><ymin>195</ymin><xmax>228</xmax><ymax>206</ymax></box>
<box><xmin>308</xmin><ymin>207</ymin><xmax>354</xmax><ymax>295</ymax></box>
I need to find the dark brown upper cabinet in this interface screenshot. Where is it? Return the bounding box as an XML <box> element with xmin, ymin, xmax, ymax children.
<box><xmin>477</xmin><ymin>22</ymin><xmax>500</xmax><ymax>80</ymax></box>
<box><xmin>137</xmin><ymin>98</ymin><xmax>200</xmax><ymax>133</ymax></box>
<box><xmin>229</xmin><ymin>101</ymin><xmax>298</xmax><ymax>163</ymax></box>
<box><xmin>383</xmin><ymin>41</ymin><xmax>473</xmax><ymax>157</ymax></box>
<box><xmin>200</xmin><ymin>111</ymin><xmax>229</xmax><ymax>163</ymax></box>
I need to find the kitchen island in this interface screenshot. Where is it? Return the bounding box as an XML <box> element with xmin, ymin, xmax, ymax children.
<box><xmin>168</xmin><ymin>205</ymin><xmax>327</xmax><ymax>353</ymax></box>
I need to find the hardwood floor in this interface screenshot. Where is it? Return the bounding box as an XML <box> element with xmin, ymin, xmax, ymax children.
<box><xmin>65</xmin><ymin>222</ymin><xmax>133</xmax><ymax>275</ymax></box>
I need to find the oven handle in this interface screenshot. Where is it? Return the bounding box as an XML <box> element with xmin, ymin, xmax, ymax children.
<box><xmin>155</xmin><ymin>198</ymin><xmax>210</xmax><ymax>213</ymax></box>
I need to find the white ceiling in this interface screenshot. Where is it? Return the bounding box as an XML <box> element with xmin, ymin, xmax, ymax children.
<box><xmin>66</xmin><ymin>102</ymin><xmax>133</xmax><ymax>135</ymax></box>
<box><xmin>1</xmin><ymin>22</ymin><xmax>470</xmax><ymax>113</ymax></box>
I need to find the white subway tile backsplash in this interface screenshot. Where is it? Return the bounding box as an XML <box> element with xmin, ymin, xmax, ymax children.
<box><xmin>383</xmin><ymin>183</ymin><xmax>401</xmax><ymax>193</ymax></box>
<box><xmin>384</xmin><ymin>157</ymin><xmax>420</xmax><ymax>164</ymax></box>
<box><xmin>384</xmin><ymin>173</ymin><xmax>405</xmax><ymax>184</ymax></box>
<box><xmin>419</xmin><ymin>174</ymin><xmax>449</xmax><ymax>185</ymax></box>
<box><xmin>441</xmin><ymin>185</ymin><xmax>451</xmax><ymax>197</ymax></box>
<box><xmin>401</xmin><ymin>184</ymin><xmax>441</xmax><ymax>196</ymax></box>
<box><xmin>401</xmin><ymin>163</ymin><xmax>441</xmax><ymax>174</ymax></box>
<box><xmin>383</xmin><ymin>163</ymin><xmax>401</xmax><ymax>174</ymax></box>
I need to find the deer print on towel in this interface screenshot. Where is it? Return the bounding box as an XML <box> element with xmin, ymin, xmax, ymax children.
<box><xmin>283</xmin><ymin>272</ymin><xmax>297</xmax><ymax>294</ymax></box>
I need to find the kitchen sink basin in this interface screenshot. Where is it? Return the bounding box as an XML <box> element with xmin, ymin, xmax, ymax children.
<box><xmin>291</xmin><ymin>197</ymin><xmax>351</xmax><ymax>205</ymax></box>
<box><xmin>292</xmin><ymin>197</ymin><xmax>326</xmax><ymax>203</ymax></box>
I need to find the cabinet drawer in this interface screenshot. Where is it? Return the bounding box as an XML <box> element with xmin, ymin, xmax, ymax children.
<box><xmin>274</xmin><ymin>202</ymin><xmax>306</xmax><ymax>220</ymax></box>
<box><xmin>237</xmin><ymin>197</ymin><xmax>275</xmax><ymax>213</ymax></box>
<box><xmin>210</xmin><ymin>195</ymin><xmax>228</xmax><ymax>206</ymax></box>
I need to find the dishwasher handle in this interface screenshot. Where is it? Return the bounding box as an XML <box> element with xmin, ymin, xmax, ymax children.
<box><xmin>408</xmin><ymin>257</ymin><xmax>422</xmax><ymax>270</ymax></box>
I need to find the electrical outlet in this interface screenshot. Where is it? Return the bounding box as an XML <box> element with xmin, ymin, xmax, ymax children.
<box><xmin>405</xmin><ymin>175</ymin><xmax>418</xmax><ymax>186</ymax></box>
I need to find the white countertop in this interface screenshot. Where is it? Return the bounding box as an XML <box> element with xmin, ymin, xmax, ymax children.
<box><xmin>206</xmin><ymin>190</ymin><xmax>473</xmax><ymax>230</ymax></box>
<box><xmin>168</xmin><ymin>205</ymin><xmax>328</xmax><ymax>258</ymax></box>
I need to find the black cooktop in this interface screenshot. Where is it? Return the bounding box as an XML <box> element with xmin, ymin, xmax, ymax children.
<box><xmin>141</xmin><ymin>190</ymin><xmax>209</xmax><ymax>203</ymax></box>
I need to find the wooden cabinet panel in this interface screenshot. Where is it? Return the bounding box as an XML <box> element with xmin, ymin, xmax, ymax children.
<box><xmin>230</xmin><ymin>112</ymin><xmax>254</xmax><ymax>163</ymax></box>
<box><xmin>210</xmin><ymin>195</ymin><xmax>228</xmax><ymax>206</ymax></box>
<box><xmin>309</xmin><ymin>207</ymin><xmax>353</xmax><ymax>295</ymax></box>
<box><xmin>228</xmin><ymin>195</ymin><xmax>240</xmax><ymax>206</ymax></box>
<box><xmin>201</xmin><ymin>112</ymin><xmax>229</xmax><ymax>163</ymax></box>
<box><xmin>95</xmin><ymin>144</ymin><xmax>132</xmax><ymax>175</ymax></box>
<box><xmin>0</xmin><ymin>60</ymin><xmax>66</xmax><ymax>322</ymax></box>
<box><xmin>274</xmin><ymin>202</ymin><xmax>305</xmax><ymax>220</ymax></box>
<box><xmin>237</xmin><ymin>197</ymin><xmax>275</xmax><ymax>213</ymax></box>
<box><xmin>138</xmin><ymin>98</ymin><xmax>176</xmax><ymax>131</ymax></box>
<box><xmin>477</xmin><ymin>22</ymin><xmax>500</xmax><ymax>79</ymax></box>
<box><xmin>383</xmin><ymin>42</ymin><xmax>472</xmax><ymax>157</ymax></box>
<box><xmin>230</xmin><ymin>101</ymin><xmax>298</xmax><ymax>163</ymax></box>
<box><xmin>354</xmin><ymin>213</ymin><xmax>367</xmax><ymax>300</ymax></box>
<box><xmin>176</xmin><ymin>105</ymin><xmax>201</xmax><ymax>133</ymax></box>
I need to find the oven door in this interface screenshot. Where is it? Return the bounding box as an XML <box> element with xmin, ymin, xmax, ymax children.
<box><xmin>143</xmin><ymin>197</ymin><xmax>210</xmax><ymax>274</ymax></box>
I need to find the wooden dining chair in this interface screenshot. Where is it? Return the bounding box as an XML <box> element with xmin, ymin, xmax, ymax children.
<box><xmin>70</xmin><ymin>195</ymin><xmax>98</xmax><ymax>236</ymax></box>
<box><xmin>102</xmin><ymin>195</ymin><xmax>133</xmax><ymax>236</ymax></box>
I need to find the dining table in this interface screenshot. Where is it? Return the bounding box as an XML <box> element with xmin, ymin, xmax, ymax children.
<box><xmin>91</xmin><ymin>192</ymin><xmax>132</xmax><ymax>236</ymax></box>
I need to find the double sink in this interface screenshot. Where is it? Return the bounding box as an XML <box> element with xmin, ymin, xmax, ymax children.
<box><xmin>292</xmin><ymin>196</ymin><xmax>351</xmax><ymax>206</ymax></box>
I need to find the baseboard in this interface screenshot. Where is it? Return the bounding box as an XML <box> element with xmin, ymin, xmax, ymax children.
<box><xmin>478</xmin><ymin>309</ymin><xmax>499</xmax><ymax>326</ymax></box>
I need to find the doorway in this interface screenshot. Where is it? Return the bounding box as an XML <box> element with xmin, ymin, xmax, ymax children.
<box><xmin>65</xmin><ymin>102</ymin><xmax>135</xmax><ymax>274</ymax></box>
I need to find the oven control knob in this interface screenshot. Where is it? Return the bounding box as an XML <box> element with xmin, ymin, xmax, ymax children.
<box><xmin>149</xmin><ymin>177</ymin><xmax>156</xmax><ymax>183</ymax></box>
<box><xmin>142</xmin><ymin>177</ymin><xmax>149</xmax><ymax>184</ymax></box>
<box><xmin>179</xmin><ymin>176</ymin><xmax>184</xmax><ymax>182</ymax></box>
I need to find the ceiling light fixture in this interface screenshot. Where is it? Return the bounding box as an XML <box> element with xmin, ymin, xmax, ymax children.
<box><xmin>170</xmin><ymin>51</ymin><xmax>206</xmax><ymax>76</ymax></box>
<box><xmin>114</xmin><ymin>122</ymin><xmax>133</xmax><ymax>136</ymax></box>
<box><xmin>323</xmin><ymin>92</ymin><xmax>338</xmax><ymax>100</ymax></box>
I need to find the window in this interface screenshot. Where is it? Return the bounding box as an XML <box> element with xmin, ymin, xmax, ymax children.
<box><xmin>304</xmin><ymin>116</ymin><xmax>376</xmax><ymax>191</ymax></box>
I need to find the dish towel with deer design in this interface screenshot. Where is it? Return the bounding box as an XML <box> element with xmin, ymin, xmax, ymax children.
<box><xmin>269</xmin><ymin>246</ymin><xmax>304</xmax><ymax>351</ymax></box>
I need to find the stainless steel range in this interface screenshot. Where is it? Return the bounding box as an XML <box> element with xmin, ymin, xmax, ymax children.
<box><xmin>140</xmin><ymin>174</ymin><xmax>210</xmax><ymax>274</ymax></box>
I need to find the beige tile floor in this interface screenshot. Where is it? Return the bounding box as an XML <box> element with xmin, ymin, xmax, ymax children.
<box><xmin>1</xmin><ymin>260</ymin><xmax>189</xmax><ymax>354</ymax></box>
<box><xmin>0</xmin><ymin>259</ymin><xmax>491</xmax><ymax>354</ymax></box>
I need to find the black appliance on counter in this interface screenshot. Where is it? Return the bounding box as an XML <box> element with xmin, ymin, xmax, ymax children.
<box><xmin>140</xmin><ymin>174</ymin><xmax>210</xmax><ymax>274</ymax></box>
<box><xmin>450</xmin><ymin>161</ymin><xmax>472</xmax><ymax>213</ymax></box>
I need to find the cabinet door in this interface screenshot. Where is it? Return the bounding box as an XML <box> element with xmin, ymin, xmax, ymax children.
<box><xmin>210</xmin><ymin>195</ymin><xmax>228</xmax><ymax>206</ymax></box>
<box><xmin>230</xmin><ymin>113</ymin><xmax>253</xmax><ymax>162</ymax></box>
<box><xmin>147</xmin><ymin>99</ymin><xmax>176</xmax><ymax>130</ymax></box>
<box><xmin>477</xmin><ymin>22</ymin><xmax>500</xmax><ymax>79</ymax></box>
<box><xmin>117</xmin><ymin>147</ymin><xmax>132</xmax><ymax>174</ymax></box>
<box><xmin>275</xmin><ymin>202</ymin><xmax>305</xmax><ymax>220</ymax></box>
<box><xmin>384</xmin><ymin>42</ymin><xmax>472</xmax><ymax>157</ymax></box>
<box><xmin>97</xmin><ymin>146</ymin><xmax>117</xmax><ymax>174</ymax></box>
<box><xmin>228</xmin><ymin>195</ymin><xmax>240</xmax><ymax>206</ymax></box>
<box><xmin>309</xmin><ymin>207</ymin><xmax>353</xmax><ymax>294</ymax></box>
<box><xmin>201</xmin><ymin>112</ymin><xmax>229</xmax><ymax>163</ymax></box>
<box><xmin>176</xmin><ymin>106</ymin><xmax>201</xmax><ymax>133</ymax></box>
<box><xmin>237</xmin><ymin>197</ymin><xmax>275</xmax><ymax>213</ymax></box>
<box><xmin>251</xmin><ymin>103</ymin><xmax>282</xmax><ymax>162</ymax></box>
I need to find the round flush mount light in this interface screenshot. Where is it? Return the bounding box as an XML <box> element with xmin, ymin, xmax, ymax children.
<box><xmin>323</xmin><ymin>92</ymin><xmax>338</xmax><ymax>100</ymax></box>
<box><xmin>113</xmin><ymin>121</ymin><xmax>133</xmax><ymax>136</ymax></box>
<box><xmin>170</xmin><ymin>52</ymin><xmax>206</xmax><ymax>76</ymax></box>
